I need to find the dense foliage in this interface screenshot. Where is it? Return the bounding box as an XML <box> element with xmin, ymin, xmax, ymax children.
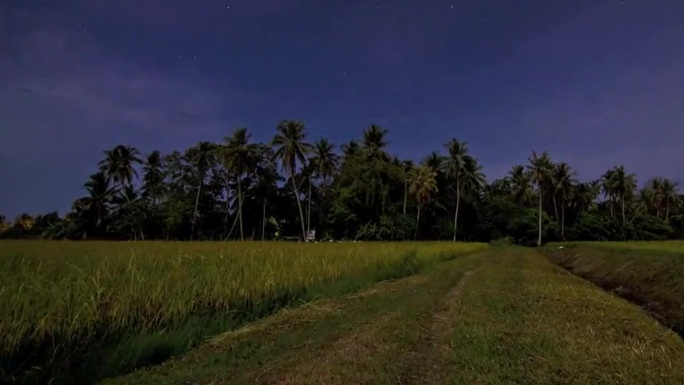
<box><xmin>2</xmin><ymin>122</ymin><xmax>682</xmax><ymax>243</ymax></box>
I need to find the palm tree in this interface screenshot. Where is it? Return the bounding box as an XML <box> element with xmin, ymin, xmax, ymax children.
<box><xmin>308</xmin><ymin>139</ymin><xmax>339</xmax><ymax>237</ymax></box>
<box><xmin>222</xmin><ymin>128</ymin><xmax>259</xmax><ymax>240</ymax></box>
<box><xmin>272</xmin><ymin>120</ymin><xmax>312</xmax><ymax>240</ymax></box>
<box><xmin>362</xmin><ymin>124</ymin><xmax>389</xmax><ymax>160</ymax></box>
<box><xmin>601</xmin><ymin>169</ymin><xmax>618</xmax><ymax>219</ymax></box>
<box><xmin>662</xmin><ymin>179</ymin><xmax>679</xmax><ymax>222</ymax></box>
<box><xmin>462</xmin><ymin>156</ymin><xmax>486</xmax><ymax>197</ymax></box>
<box><xmin>401</xmin><ymin>160</ymin><xmax>414</xmax><ymax>218</ymax></box>
<box><xmin>527</xmin><ymin>151</ymin><xmax>553</xmax><ymax>246</ymax></box>
<box><xmin>251</xmin><ymin>145</ymin><xmax>279</xmax><ymax>240</ymax></box>
<box><xmin>553</xmin><ymin>162</ymin><xmax>576</xmax><ymax>235</ymax></box>
<box><xmin>187</xmin><ymin>141</ymin><xmax>217</xmax><ymax>237</ymax></box>
<box><xmin>98</xmin><ymin>145</ymin><xmax>142</xmax><ymax>187</ymax></box>
<box><xmin>341</xmin><ymin>140</ymin><xmax>360</xmax><ymax>157</ymax></box>
<box><xmin>440</xmin><ymin>139</ymin><xmax>469</xmax><ymax>241</ymax></box>
<box><xmin>82</xmin><ymin>171</ymin><xmax>117</xmax><ymax>233</ymax></box>
<box><xmin>508</xmin><ymin>165</ymin><xmax>533</xmax><ymax>206</ymax></box>
<box><xmin>611</xmin><ymin>166</ymin><xmax>637</xmax><ymax>225</ymax></box>
<box><xmin>409</xmin><ymin>164</ymin><xmax>438</xmax><ymax>239</ymax></box>
<box><xmin>310</xmin><ymin>138</ymin><xmax>339</xmax><ymax>183</ymax></box>
<box><xmin>142</xmin><ymin>151</ymin><xmax>164</xmax><ymax>204</ymax></box>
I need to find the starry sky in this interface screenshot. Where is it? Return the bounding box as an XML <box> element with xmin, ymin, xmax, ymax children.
<box><xmin>1</xmin><ymin>1</ymin><xmax>683</xmax><ymax>218</ymax></box>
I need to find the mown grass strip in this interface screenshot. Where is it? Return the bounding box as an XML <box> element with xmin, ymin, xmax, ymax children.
<box><xmin>446</xmin><ymin>248</ymin><xmax>684</xmax><ymax>385</ymax></box>
<box><xmin>100</xmin><ymin>252</ymin><xmax>487</xmax><ymax>385</ymax></box>
<box><xmin>543</xmin><ymin>243</ymin><xmax>684</xmax><ymax>336</ymax></box>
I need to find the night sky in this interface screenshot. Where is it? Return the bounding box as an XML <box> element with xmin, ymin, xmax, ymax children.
<box><xmin>1</xmin><ymin>1</ymin><xmax>683</xmax><ymax>218</ymax></box>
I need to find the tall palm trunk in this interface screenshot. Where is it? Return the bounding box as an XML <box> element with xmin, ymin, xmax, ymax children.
<box><xmin>237</xmin><ymin>176</ymin><xmax>244</xmax><ymax>241</ymax></box>
<box><xmin>666</xmin><ymin>198</ymin><xmax>671</xmax><ymax>223</ymax></box>
<box><xmin>552</xmin><ymin>194</ymin><xmax>559</xmax><ymax>221</ymax></box>
<box><xmin>262</xmin><ymin>199</ymin><xmax>267</xmax><ymax>241</ymax></box>
<box><xmin>415</xmin><ymin>203</ymin><xmax>421</xmax><ymax>240</ymax></box>
<box><xmin>453</xmin><ymin>178</ymin><xmax>460</xmax><ymax>242</ymax></box>
<box><xmin>291</xmin><ymin>175</ymin><xmax>307</xmax><ymax>241</ymax></box>
<box><xmin>191</xmin><ymin>179</ymin><xmax>202</xmax><ymax>238</ymax></box>
<box><xmin>621</xmin><ymin>195</ymin><xmax>626</xmax><ymax>225</ymax></box>
<box><xmin>561</xmin><ymin>199</ymin><xmax>565</xmax><ymax>236</ymax></box>
<box><xmin>537</xmin><ymin>186</ymin><xmax>543</xmax><ymax>247</ymax></box>
<box><xmin>403</xmin><ymin>178</ymin><xmax>408</xmax><ymax>217</ymax></box>
<box><xmin>306</xmin><ymin>177</ymin><xmax>312</xmax><ymax>241</ymax></box>
<box><xmin>610</xmin><ymin>196</ymin><xmax>614</xmax><ymax>219</ymax></box>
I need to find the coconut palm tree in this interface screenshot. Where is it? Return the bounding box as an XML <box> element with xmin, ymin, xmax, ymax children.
<box><xmin>601</xmin><ymin>168</ymin><xmax>618</xmax><ymax>219</ymax></box>
<box><xmin>307</xmin><ymin>138</ymin><xmax>339</xmax><ymax>237</ymax></box>
<box><xmin>611</xmin><ymin>165</ymin><xmax>637</xmax><ymax>225</ymax></box>
<box><xmin>362</xmin><ymin>124</ymin><xmax>389</xmax><ymax>160</ymax></box>
<box><xmin>222</xmin><ymin>128</ymin><xmax>259</xmax><ymax>240</ymax></box>
<box><xmin>310</xmin><ymin>138</ymin><xmax>339</xmax><ymax>183</ymax></box>
<box><xmin>341</xmin><ymin>140</ymin><xmax>360</xmax><ymax>157</ymax></box>
<box><xmin>553</xmin><ymin>162</ymin><xmax>576</xmax><ymax>235</ymax></box>
<box><xmin>661</xmin><ymin>179</ymin><xmax>679</xmax><ymax>222</ymax></box>
<box><xmin>271</xmin><ymin>120</ymin><xmax>312</xmax><ymax>240</ymax></box>
<box><xmin>409</xmin><ymin>164</ymin><xmax>438</xmax><ymax>239</ymax></box>
<box><xmin>401</xmin><ymin>160</ymin><xmax>414</xmax><ymax>218</ymax></box>
<box><xmin>186</xmin><ymin>141</ymin><xmax>217</xmax><ymax>237</ymax></box>
<box><xmin>98</xmin><ymin>145</ymin><xmax>142</xmax><ymax>188</ymax></box>
<box><xmin>527</xmin><ymin>151</ymin><xmax>553</xmax><ymax>246</ymax></box>
<box><xmin>250</xmin><ymin>145</ymin><xmax>280</xmax><ymax>240</ymax></box>
<box><xmin>462</xmin><ymin>156</ymin><xmax>486</xmax><ymax>197</ymax></box>
<box><xmin>440</xmin><ymin>138</ymin><xmax>469</xmax><ymax>241</ymax></box>
<box><xmin>508</xmin><ymin>165</ymin><xmax>533</xmax><ymax>206</ymax></box>
<box><xmin>81</xmin><ymin>171</ymin><xmax>117</xmax><ymax>233</ymax></box>
<box><xmin>142</xmin><ymin>150</ymin><xmax>164</xmax><ymax>204</ymax></box>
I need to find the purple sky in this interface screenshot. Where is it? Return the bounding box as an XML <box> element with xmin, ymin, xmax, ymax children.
<box><xmin>1</xmin><ymin>0</ymin><xmax>683</xmax><ymax>218</ymax></box>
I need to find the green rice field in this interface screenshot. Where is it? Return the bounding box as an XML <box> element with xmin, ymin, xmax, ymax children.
<box><xmin>3</xmin><ymin>241</ymin><xmax>684</xmax><ymax>385</ymax></box>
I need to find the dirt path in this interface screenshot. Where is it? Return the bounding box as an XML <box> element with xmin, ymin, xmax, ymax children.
<box><xmin>399</xmin><ymin>267</ymin><xmax>481</xmax><ymax>385</ymax></box>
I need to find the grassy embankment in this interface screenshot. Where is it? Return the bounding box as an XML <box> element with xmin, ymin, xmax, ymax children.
<box><xmin>544</xmin><ymin>241</ymin><xmax>684</xmax><ymax>335</ymax></box>
<box><xmin>0</xmin><ymin>240</ymin><xmax>486</xmax><ymax>385</ymax></box>
<box><xmin>106</xmin><ymin>248</ymin><xmax>684</xmax><ymax>385</ymax></box>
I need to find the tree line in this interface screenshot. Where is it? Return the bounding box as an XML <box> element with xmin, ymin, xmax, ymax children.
<box><xmin>2</xmin><ymin>121</ymin><xmax>682</xmax><ymax>244</ymax></box>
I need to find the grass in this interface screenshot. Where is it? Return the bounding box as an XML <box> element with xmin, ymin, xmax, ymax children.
<box><xmin>543</xmin><ymin>241</ymin><xmax>684</xmax><ymax>336</ymax></box>
<box><xmin>447</xmin><ymin>249</ymin><xmax>684</xmax><ymax>384</ymax></box>
<box><xmin>0</xmin><ymin>240</ymin><xmax>486</xmax><ymax>385</ymax></box>
<box><xmin>103</xmin><ymin>248</ymin><xmax>684</xmax><ymax>385</ymax></box>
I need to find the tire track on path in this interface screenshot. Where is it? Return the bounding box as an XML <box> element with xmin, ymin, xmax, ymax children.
<box><xmin>398</xmin><ymin>266</ymin><xmax>482</xmax><ymax>385</ymax></box>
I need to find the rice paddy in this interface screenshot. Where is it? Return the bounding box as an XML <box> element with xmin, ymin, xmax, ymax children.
<box><xmin>0</xmin><ymin>240</ymin><xmax>485</xmax><ymax>384</ymax></box>
<box><xmin>3</xmin><ymin>241</ymin><xmax>684</xmax><ymax>385</ymax></box>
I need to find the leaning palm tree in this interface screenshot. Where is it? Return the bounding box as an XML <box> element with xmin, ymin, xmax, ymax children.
<box><xmin>440</xmin><ymin>138</ymin><xmax>469</xmax><ymax>241</ymax></box>
<box><xmin>222</xmin><ymin>128</ymin><xmax>259</xmax><ymax>240</ymax></box>
<box><xmin>186</xmin><ymin>141</ymin><xmax>217</xmax><ymax>237</ymax></box>
<box><xmin>98</xmin><ymin>145</ymin><xmax>142</xmax><ymax>188</ymax></box>
<box><xmin>409</xmin><ymin>164</ymin><xmax>438</xmax><ymax>239</ymax></box>
<box><xmin>553</xmin><ymin>162</ymin><xmax>576</xmax><ymax>235</ymax></box>
<box><xmin>271</xmin><ymin>120</ymin><xmax>312</xmax><ymax>240</ymax></box>
<box><xmin>527</xmin><ymin>151</ymin><xmax>553</xmax><ymax>246</ymax></box>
